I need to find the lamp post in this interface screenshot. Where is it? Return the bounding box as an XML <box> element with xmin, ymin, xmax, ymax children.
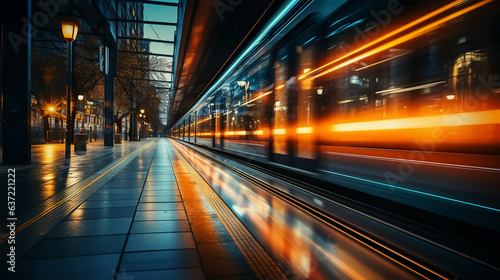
<box><xmin>140</xmin><ymin>109</ymin><xmax>145</xmax><ymax>139</ymax></box>
<box><xmin>61</xmin><ymin>17</ymin><xmax>80</xmax><ymax>159</ymax></box>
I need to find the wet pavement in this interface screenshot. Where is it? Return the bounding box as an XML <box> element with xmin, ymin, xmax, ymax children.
<box><xmin>0</xmin><ymin>138</ymin><xmax>283</xmax><ymax>280</ymax></box>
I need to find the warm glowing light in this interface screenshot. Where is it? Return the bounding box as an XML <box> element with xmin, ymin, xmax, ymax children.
<box><xmin>236</xmin><ymin>131</ymin><xmax>247</xmax><ymax>136</ymax></box>
<box><xmin>237</xmin><ymin>81</ymin><xmax>247</xmax><ymax>87</ymax></box>
<box><xmin>303</xmin><ymin>68</ymin><xmax>311</xmax><ymax>73</ymax></box>
<box><xmin>139</xmin><ymin>113</ymin><xmax>143</xmax><ymax>117</ymax></box>
<box><xmin>254</xmin><ymin>130</ymin><xmax>264</xmax><ymax>135</ymax></box>
<box><xmin>276</xmin><ymin>85</ymin><xmax>285</xmax><ymax>90</ymax></box>
<box><xmin>297</xmin><ymin>127</ymin><xmax>313</xmax><ymax>134</ymax></box>
<box><xmin>332</xmin><ymin>109</ymin><xmax>500</xmax><ymax>132</ymax></box>
<box><xmin>78</xmin><ymin>95</ymin><xmax>84</xmax><ymax>101</ymax></box>
<box><xmin>241</xmin><ymin>91</ymin><xmax>272</xmax><ymax>106</ymax></box>
<box><xmin>376</xmin><ymin>81</ymin><xmax>445</xmax><ymax>95</ymax></box>
<box><xmin>338</xmin><ymin>99</ymin><xmax>354</xmax><ymax>104</ymax></box>
<box><xmin>446</xmin><ymin>94</ymin><xmax>456</xmax><ymax>100</ymax></box>
<box><xmin>197</xmin><ymin>132</ymin><xmax>213</xmax><ymax>137</ymax></box>
<box><xmin>316</xmin><ymin>88</ymin><xmax>323</xmax><ymax>95</ymax></box>
<box><xmin>300</xmin><ymin>0</ymin><xmax>493</xmax><ymax>81</ymax></box>
<box><xmin>273</xmin><ymin>129</ymin><xmax>286</xmax><ymax>135</ymax></box>
<box><xmin>60</xmin><ymin>18</ymin><xmax>80</xmax><ymax>42</ymax></box>
<box><xmin>140</xmin><ymin>109</ymin><xmax>145</xmax><ymax>114</ymax></box>
<box><xmin>355</xmin><ymin>51</ymin><xmax>410</xmax><ymax>71</ymax></box>
<box><xmin>49</xmin><ymin>107</ymin><xmax>55</xmax><ymax>112</ymax></box>
<box><xmin>225</xmin><ymin>131</ymin><xmax>235</xmax><ymax>136</ymax></box>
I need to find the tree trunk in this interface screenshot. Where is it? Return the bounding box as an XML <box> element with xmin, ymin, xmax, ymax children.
<box><xmin>43</xmin><ymin>115</ymin><xmax>50</xmax><ymax>142</ymax></box>
<box><xmin>71</xmin><ymin>102</ymin><xmax>77</xmax><ymax>143</ymax></box>
<box><xmin>115</xmin><ymin>117</ymin><xmax>123</xmax><ymax>133</ymax></box>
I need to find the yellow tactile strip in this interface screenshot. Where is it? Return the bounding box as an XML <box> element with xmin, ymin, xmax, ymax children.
<box><xmin>0</xmin><ymin>140</ymin><xmax>157</xmax><ymax>246</ymax></box>
<box><xmin>169</xmin><ymin>139</ymin><xmax>287</xmax><ymax>280</ymax></box>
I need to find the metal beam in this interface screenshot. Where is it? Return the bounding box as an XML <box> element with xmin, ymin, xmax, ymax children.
<box><xmin>117</xmin><ymin>77</ymin><xmax>173</xmax><ymax>83</ymax></box>
<box><xmin>118</xmin><ymin>50</ymin><xmax>173</xmax><ymax>57</ymax></box>
<box><xmin>105</xmin><ymin>44</ymin><xmax>118</xmax><ymax>146</ymax></box>
<box><xmin>2</xmin><ymin>0</ymin><xmax>31</xmax><ymax>164</ymax></box>
<box><xmin>116</xmin><ymin>0</ymin><xmax>178</xmax><ymax>7</ymax></box>
<box><xmin>109</xmin><ymin>19</ymin><xmax>176</xmax><ymax>26</ymax></box>
<box><xmin>129</xmin><ymin>68</ymin><xmax>173</xmax><ymax>74</ymax></box>
<box><xmin>118</xmin><ymin>36</ymin><xmax>174</xmax><ymax>44</ymax></box>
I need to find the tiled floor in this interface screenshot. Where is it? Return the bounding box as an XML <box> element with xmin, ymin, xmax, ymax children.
<box><xmin>4</xmin><ymin>139</ymin><xmax>265</xmax><ymax>280</ymax></box>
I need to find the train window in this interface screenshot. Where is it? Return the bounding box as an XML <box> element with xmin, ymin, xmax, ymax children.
<box><xmin>196</xmin><ymin>103</ymin><xmax>212</xmax><ymax>143</ymax></box>
<box><xmin>214</xmin><ymin>93</ymin><xmax>225</xmax><ymax>146</ymax></box>
<box><xmin>297</xmin><ymin>37</ymin><xmax>316</xmax><ymax>159</ymax></box>
<box><xmin>273</xmin><ymin>45</ymin><xmax>290</xmax><ymax>156</ymax></box>
<box><xmin>225</xmin><ymin>56</ymin><xmax>272</xmax><ymax>142</ymax></box>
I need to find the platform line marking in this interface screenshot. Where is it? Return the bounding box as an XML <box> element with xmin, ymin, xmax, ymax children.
<box><xmin>207</xmin><ymin>190</ymin><xmax>279</xmax><ymax>279</ymax></box>
<box><xmin>174</xmin><ymin>141</ymin><xmax>284</xmax><ymax>280</ymax></box>
<box><xmin>170</xmin><ymin>139</ymin><xmax>285</xmax><ymax>280</ymax></box>
<box><xmin>188</xmin><ymin>165</ymin><xmax>276</xmax><ymax>278</ymax></box>
<box><xmin>0</xmin><ymin>140</ymin><xmax>156</xmax><ymax>245</ymax></box>
<box><xmin>175</xmin><ymin>141</ymin><xmax>282</xmax><ymax>278</ymax></box>
<box><xmin>171</xmin><ymin>142</ymin><xmax>271</xmax><ymax>279</ymax></box>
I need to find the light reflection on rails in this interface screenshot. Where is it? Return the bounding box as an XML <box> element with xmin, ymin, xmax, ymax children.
<box><xmin>172</xmin><ymin>140</ymin><xmax>447</xmax><ymax>280</ymax></box>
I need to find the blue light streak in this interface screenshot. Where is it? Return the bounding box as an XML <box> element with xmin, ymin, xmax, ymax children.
<box><xmin>327</xmin><ymin>19</ymin><xmax>365</xmax><ymax>38</ymax></box>
<box><xmin>321</xmin><ymin>169</ymin><xmax>500</xmax><ymax>213</ymax></box>
<box><xmin>177</xmin><ymin>0</ymin><xmax>301</xmax><ymax>126</ymax></box>
<box><xmin>303</xmin><ymin>36</ymin><xmax>316</xmax><ymax>45</ymax></box>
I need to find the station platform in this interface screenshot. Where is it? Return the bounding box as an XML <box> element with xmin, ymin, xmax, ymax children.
<box><xmin>0</xmin><ymin>138</ymin><xmax>285</xmax><ymax>280</ymax></box>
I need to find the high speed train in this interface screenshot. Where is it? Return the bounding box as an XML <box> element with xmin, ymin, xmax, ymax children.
<box><xmin>171</xmin><ymin>0</ymin><xmax>500</xmax><ymax>229</ymax></box>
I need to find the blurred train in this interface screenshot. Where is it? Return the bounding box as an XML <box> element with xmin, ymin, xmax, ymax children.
<box><xmin>171</xmin><ymin>0</ymin><xmax>500</xmax><ymax>170</ymax></box>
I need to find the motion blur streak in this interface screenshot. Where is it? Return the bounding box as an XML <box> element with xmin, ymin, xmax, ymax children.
<box><xmin>242</xmin><ymin>91</ymin><xmax>273</xmax><ymax>105</ymax></box>
<box><xmin>332</xmin><ymin>109</ymin><xmax>500</xmax><ymax>132</ymax></box>
<box><xmin>299</xmin><ymin>0</ymin><xmax>483</xmax><ymax>80</ymax></box>
<box><xmin>304</xmin><ymin>0</ymin><xmax>493</xmax><ymax>80</ymax></box>
<box><xmin>321</xmin><ymin>169</ymin><xmax>500</xmax><ymax>213</ymax></box>
<box><xmin>297</xmin><ymin>127</ymin><xmax>314</xmax><ymax>134</ymax></box>
<box><xmin>273</xmin><ymin>129</ymin><xmax>286</xmax><ymax>135</ymax></box>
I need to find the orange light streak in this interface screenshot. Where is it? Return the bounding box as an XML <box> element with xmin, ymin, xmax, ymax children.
<box><xmin>332</xmin><ymin>109</ymin><xmax>500</xmax><ymax>132</ymax></box>
<box><xmin>298</xmin><ymin>0</ymin><xmax>473</xmax><ymax>80</ymax></box>
<box><xmin>241</xmin><ymin>91</ymin><xmax>273</xmax><ymax>106</ymax></box>
<box><xmin>276</xmin><ymin>84</ymin><xmax>285</xmax><ymax>90</ymax></box>
<box><xmin>273</xmin><ymin>128</ymin><xmax>286</xmax><ymax>135</ymax></box>
<box><xmin>305</xmin><ymin>0</ymin><xmax>492</xmax><ymax>81</ymax></box>
<box><xmin>297</xmin><ymin>127</ymin><xmax>313</xmax><ymax>134</ymax></box>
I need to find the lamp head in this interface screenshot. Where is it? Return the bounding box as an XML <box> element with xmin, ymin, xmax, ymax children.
<box><xmin>60</xmin><ymin>17</ymin><xmax>81</xmax><ymax>42</ymax></box>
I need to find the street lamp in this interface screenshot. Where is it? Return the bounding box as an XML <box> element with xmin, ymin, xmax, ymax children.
<box><xmin>78</xmin><ymin>95</ymin><xmax>84</xmax><ymax>131</ymax></box>
<box><xmin>139</xmin><ymin>109</ymin><xmax>146</xmax><ymax>138</ymax></box>
<box><xmin>61</xmin><ymin>17</ymin><xmax>81</xmax><ymax>159</ymax></box>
